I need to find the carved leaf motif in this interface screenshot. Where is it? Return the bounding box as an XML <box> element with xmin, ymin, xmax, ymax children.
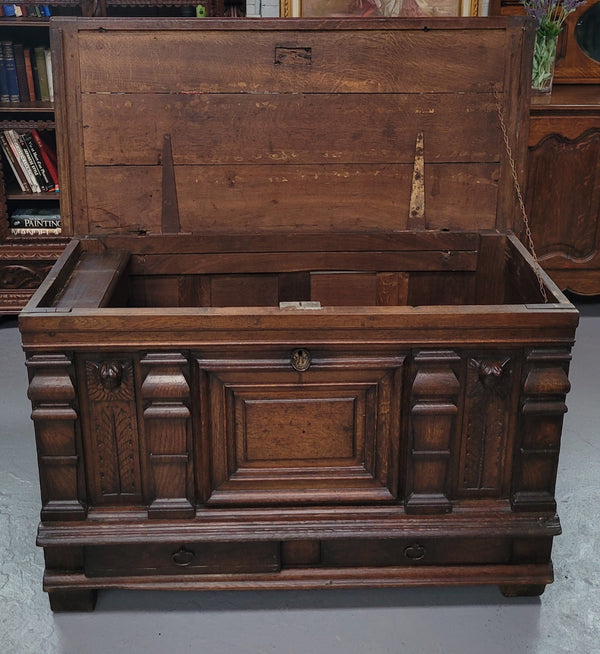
<box><xmin>83</xmin><ymin>358</ymin><xmax>141</xmax><ymax>502</ymax></box>
<box><xmin>94</xmin><ymin>403</ymin><xmax>140</xmax><ymax>497</ymax></box>
<box><xmin>461</xmin><ymin>357</ymin><xmax>513</xmax><ymax>492</ymax></box>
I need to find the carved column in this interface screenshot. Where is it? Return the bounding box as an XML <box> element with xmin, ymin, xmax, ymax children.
<box><xmin>405</xmin><ymin>350</ymin><xmax>460</xmax><ymax>514</ymax></box>
<box><xmin>27</xmin><ymin>354</ymin><xmax>85</xmax><ymax>521</ymax></box>
<box><xmin>141</xmin><ymin>352</ymin><xmax>194</xmax><ymax>519</ymax></box>
<box><xmin>512</xmin><ymin>348</ymin><xmax>572</xmax><ymax>513</ymax></box>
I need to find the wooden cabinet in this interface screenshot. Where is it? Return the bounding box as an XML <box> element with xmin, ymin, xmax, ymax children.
<box><xmin>495</xmin><ymin>0</ymin><xmax>600</xmax><ymax>295</ymax></box>
<box><xmin>19</xmin><ymin>18</ymin><xmax>578</xmax><ymax>611</ymax></box>
<box><xmin>526</xmin><ymin>86</ymin><xmax>600</xmax><ymax>295</ymax></box>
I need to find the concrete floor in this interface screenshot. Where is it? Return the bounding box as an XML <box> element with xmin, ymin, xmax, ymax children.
<box><xmin>1</xmin><ymin>303</ymin><xmax>599</xmax><ymax>654</ymax></box>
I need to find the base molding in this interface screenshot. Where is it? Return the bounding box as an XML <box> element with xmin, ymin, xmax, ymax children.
<box><xmin>43</xmin><ymin>562</ymin><xmax>554</xmax><ymax>594</ymax></box>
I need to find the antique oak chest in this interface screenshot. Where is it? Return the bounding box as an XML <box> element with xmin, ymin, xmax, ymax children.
<box><xmin>19</xmin><ymin>17</ymin><xmax>579</xmax><ymax>611</ymax></box>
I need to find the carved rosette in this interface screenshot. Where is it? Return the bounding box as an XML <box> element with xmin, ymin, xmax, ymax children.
<box><xmin>26</xmin><ymin>354</ymin><xmax>85</xmax><ymax>521</ymax></box>
<box><xmin>141</xmin><ymin>352</ymin><xmax>194</xmax><ymax>519</ymax></box>
<box><xmin>512</xmin><ymin>349</ymin><xmax>572</xmax><ymax>512</ymax></box>
<box><xmin>405</xmin><ymin>350</ymin><xmax>460</xmax><ymax>514</ymax></box>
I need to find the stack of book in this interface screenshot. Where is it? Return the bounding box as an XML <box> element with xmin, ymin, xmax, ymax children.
<box><xmin>0</xmin><ymin>40</ymin><xmax>53</xmax><ymax>103</ymax></box>
<box><xmin>0</xmin><ymin>128</ymin><xmax>58</xmax><ymax>193</ymax></box>
<box><xmin>8</xmin><ymin>205</ymin><xmax>61</xmax><ymax>236</ymax></box>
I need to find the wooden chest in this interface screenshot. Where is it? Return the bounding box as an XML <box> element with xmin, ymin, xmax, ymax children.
<box><xmin>19</xmin><ymin>17</ymin><xmax>579</xmax><ymax>611</ymax></box>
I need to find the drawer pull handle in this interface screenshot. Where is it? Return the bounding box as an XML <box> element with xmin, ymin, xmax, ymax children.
<box><xmin>172</xmin><ymin>547</ymin><xmax>195</xmax><ymax>566</ymax></box>
<box><xmin>404</xmin><ymin>543</ymin><xmax>426</xmax><ymax>561</ymax></box>
<box><xmin>291</xmin><ymin>348</ymin><xmax>311</xmax><ymax>372</ymax></box>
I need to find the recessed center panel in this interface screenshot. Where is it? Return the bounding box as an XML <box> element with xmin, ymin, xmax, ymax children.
<box><xmin>244</xmin><ymin>397</ymin><xmax>356</xmax><ymax>462</ymax></box>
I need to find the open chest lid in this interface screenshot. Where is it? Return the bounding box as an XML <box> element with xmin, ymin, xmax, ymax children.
<box><xmin>51</xmin><ymin>16</ymin><xmax>534</xmax><ymax>239</ymax></box>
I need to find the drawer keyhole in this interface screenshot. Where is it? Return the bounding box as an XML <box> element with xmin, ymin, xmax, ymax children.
<box><xmin>172</xmin><ymin>546</ymin><xmax>195</xmax><ymax>566</ymax></box>
<box><xmin>404</xmin><ymin>543</ymin><xmax>426</xmax><ymax>561</ymax></box>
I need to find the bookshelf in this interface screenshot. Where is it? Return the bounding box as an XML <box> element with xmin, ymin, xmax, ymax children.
<box><xmin>0</xmin><ymin>12</ymin><xmax>65</xmax><ymax>314</ymax></box>
<box><xmin>0</xmin><ymin>1</ymin><xmax>246</xmax><ymax>316</ymax></box>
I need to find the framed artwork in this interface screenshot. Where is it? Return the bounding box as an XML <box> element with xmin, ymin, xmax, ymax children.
<box><xmin>280</xmin><ymin>0</ymin><xmax>480</xmax><ymax>17</ymax></box>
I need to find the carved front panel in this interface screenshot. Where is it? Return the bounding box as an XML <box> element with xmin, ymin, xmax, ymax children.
<box><xmin>458</xmin><ymin>354</ymin><xmax>518</xmax><ymax>496</ymax></box>
<box><xmin>81</xmin><ymin>358</ymin><xmax>143</xmax><ymax>505</ymax></box>
<box><xmin>196</xmin><ymin>351</ymin><xmax>403</xmax><ymax>506</ymax></box>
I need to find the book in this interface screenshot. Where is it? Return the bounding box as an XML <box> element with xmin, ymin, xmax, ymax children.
<box><xmin>18</xmin><ymin>131</ymin><xmax>54</xmax><ymax>191</ymax></box>
<box><xmin>23</xmin><ymin>47</ymin><xmax>36</xmax><ymax>102</ymax></box>
<box><xmin>31</xmin><ymin>47</ymin><xmax>41</xmax><ymax>101</ymax></box>
<box><xmin>12</xmin><ymin>43</ymin><xmax>29</xmax><ymax>102</ymax></box>
<box><xmin>33</xmin><ymin>47</ymin><xmax>49</xmax><ymax>102</ymax></box>
<box><xmin>44</xmin><ymin>49</ymin><xmax>53</xmax><ymax>102</ymax></box>
<box><xmin>5</xmin><ymin>129</ymin><xmax>40</xmax><ymax>192</ymax></box>
<box><xmin>30</xmin><ymin>129</ymin><xmax>58</xmax><ymax>188</ymax></box>
<box><xmin>0</xmin><ymin>42</ymin><xmax>9</xmax><ymax>103</ymax></box>
<box><xmin>9</xmin><ymin>206</ymin><xmax>60</xmax><ymax>228</ymax></box>
<box><xmin>2</xmin><ymin>5</ymin><xmax>16</xmax><ymax>17</ymax></box>
<box><xmin>10</xmin><ymin>226</ymin><xmax>61</xmax><ymax>236</ymax></box>
<box><xmin>10</xmin><ymin>205</ymin><xmax>59</xmax><ymax>218</ymax></box>
<box><xmin>0</xmin><ymin>131</ymin><xmax>31</xmax><ymax>192</ymax></box>
<box><xmin>22</xmin><ymin>131</ymin><xmax>54</xmax><ymax>190</ymax></box>
<box><xmin>2</xmin><ymin>42</ymin><xmax>19</xmax><ymax>103</ymax></box>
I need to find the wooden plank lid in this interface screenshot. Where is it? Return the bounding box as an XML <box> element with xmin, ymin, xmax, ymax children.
<box><xmin>51</xmin><ymin>17</ymin><xmax>534</xmax><ymax>238</ymax></box>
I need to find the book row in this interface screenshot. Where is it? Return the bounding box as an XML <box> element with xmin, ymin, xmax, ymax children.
<box><xmin>0</xmin><ymin>40</ymin><xmax>53</xmax><ymax>103</ymax></box>
<box><xmin>0</xmin><ymin>128</ymin><xmax>58</xmax><ymax>193</ymax></box>
<box><xmin>0</xmin><ymin>5</ymin><xmax>52</xmax><ymax>17</ymax></box>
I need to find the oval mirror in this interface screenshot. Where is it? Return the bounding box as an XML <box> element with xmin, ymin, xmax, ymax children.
<box><xmin>575</xmin><ymin>2</ymin><xmax>600</xmax><ymax>63</ymax></box>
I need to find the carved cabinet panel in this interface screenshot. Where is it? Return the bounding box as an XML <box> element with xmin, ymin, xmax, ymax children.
<box><xmin>526</xmin><ymin>94</ymin><xmax>600</xmax><ymax>295</ymax></box>
<box><xmin>526</xmin><ymin>126</ymin><xmax>600</xmax><ymax>287</ymax></box>
<box><xmin>0</xmin><ymin>258</ymin><xmax>57</xmax><ymax>313</ymax></box>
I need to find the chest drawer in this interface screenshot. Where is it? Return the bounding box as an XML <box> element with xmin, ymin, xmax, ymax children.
<box><xmin>85</xmin><ymin>541</ymin><xmax>280</xmax><ymax>577</ymax></box>
<box><xmin>321</xmin><ymin>537</ymin><xmax>513</xmax><ymax>567</ymax></box>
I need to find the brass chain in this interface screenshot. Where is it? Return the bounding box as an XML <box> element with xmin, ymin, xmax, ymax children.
<box><xmin>493</xmin><ymin>90</ymin><xmax>548</xmax><ymax>302</ymax></box>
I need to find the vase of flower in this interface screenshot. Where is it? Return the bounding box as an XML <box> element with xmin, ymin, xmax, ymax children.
<box><xmin>532</xmin><ymin>29</ymin><xmax>558</xmax><ymax>95</ymax></box>
<box><xmin>523</xmin><ymin>0</ymin><xmax>585</xmax><ymax>101</ymax></box>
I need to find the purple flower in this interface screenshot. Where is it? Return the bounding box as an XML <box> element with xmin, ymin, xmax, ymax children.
<box><xmin>523</xmin><ymin>0</ymin><xmax>585</xmax><ymax>30</ymax></box>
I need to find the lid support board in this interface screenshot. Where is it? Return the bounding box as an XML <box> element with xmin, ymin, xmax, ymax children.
<box><xmin>408</xmin><ymin>131</ymin><xmax>426</xmax><ymax>230</ymax></box>
<box><xmin>161</xmin><ymin>133</ymin><xmax>181</xmax><ymax>235</ymax></box>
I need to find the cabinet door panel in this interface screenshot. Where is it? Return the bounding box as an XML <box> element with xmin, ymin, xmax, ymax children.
<box><xmin>526</xmin><ymin>127</ymin><xmax>600</xmax><ymax>267</ymax></box>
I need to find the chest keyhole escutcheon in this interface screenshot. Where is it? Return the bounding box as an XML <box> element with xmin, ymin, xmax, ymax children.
<box><xmin>291</xmin><ymin>348</ymin><xmax>311</xmax><ymax>372</ymax></box>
